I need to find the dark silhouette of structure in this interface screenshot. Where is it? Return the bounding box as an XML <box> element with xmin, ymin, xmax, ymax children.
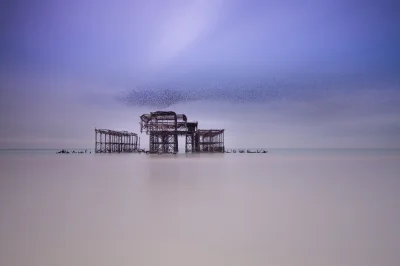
<box><xmin>139</xmin><ymin>111</ymin><xmax>186</xmax><ymax>153</ymax></box>
<box><xmin>140</xmin><ymin>111</ymin><xmax>225</xmax><ymax>154</ymax></box>
<box><xmin>197</xmin><ymin>129</ymin><xmax>225</xmax><ymax>152</ymax></box>
<box><xmin>95</xmin><ymin>129</ymin><xmax>139</xmax><ymax>153</ymax></box>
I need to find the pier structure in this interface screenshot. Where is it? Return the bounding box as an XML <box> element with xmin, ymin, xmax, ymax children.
<box><xmin>139</xmin><ymin>111</ymin><xmax>187</xmax><ymax>153</ymax></box>
<box><xmin>185</xmin><ymin>121</ymin><xmax>198</xmax><ymax>152</ymax></box>
<box><xmin>140</xmin><ymin>111</ymin><xmax>225</xmax><ymax>154</ymax></box>
<box><xmin>95</xmin><ymin>129</ymin><xmax>139</xmax><ymax>153</ymax></box>
<box><xmin>197</xmin><ymin>129</ymin><xmax>225</xmax><ymax>152</ymax></box>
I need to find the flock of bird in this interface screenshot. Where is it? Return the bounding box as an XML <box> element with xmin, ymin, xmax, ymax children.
<box><xmin>116</xmin><ymin>81</ymin><xmax>334</xmax><ymax>109</ymax></box>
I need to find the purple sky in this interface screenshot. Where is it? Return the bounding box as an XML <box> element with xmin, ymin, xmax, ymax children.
<box><xmin>0</xmin><ymin>0</ymin><xmax>399</xmax><ymax>149</ymax></box>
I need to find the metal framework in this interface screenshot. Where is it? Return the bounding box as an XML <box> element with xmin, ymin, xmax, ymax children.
<box><xmin>95</xmin><ymin>129</ymin><xmax>138</xmax><ymax>153</ymax></box>
<box><xmin>196</xmin><ymin>129</ymin><xmax>225</xmax><ymax>152</ymax></box>
<box><xmin>140</xmin><ymin>111</ymin><xmax>187</xmax><ymax>153</ymax></box>
<box><xmin>140</xmin><ymin>111</ymin><xmax>187</xmax><ymax>134</ymax></box>
<box><xmin>185</xmin><ymin>122</ymin><xmax>198</xmax><ymax>152</ymax></box>
<box><xmin>140</xmin><ymin>111</ymin><xmax>225</xmax><ymax>154</ymax></box>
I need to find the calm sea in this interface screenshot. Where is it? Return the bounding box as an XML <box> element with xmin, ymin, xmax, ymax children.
<box><xmin>1</xmin><ymin>148</ymin><xmax>400</xmax><ymax>155</ymax></box>
<box><xmin>1</xmin><ymin>149</ymin><xmax>399</xmax><ymax>266</ymax></box>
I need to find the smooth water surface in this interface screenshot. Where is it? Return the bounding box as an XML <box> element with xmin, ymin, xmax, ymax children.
<box><xmin>1</xmin><ymin>151</ymin><xmax>399</xmax><ymax>266</ymax></box>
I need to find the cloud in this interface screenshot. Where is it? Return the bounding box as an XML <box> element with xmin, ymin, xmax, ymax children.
<box><xmin>1</xmin><ymin>0</ymin><xmax>399</xmax><ymax>149</ymax></box>
<box><xmin>146</xmin><ymin>0</ymin><xmax>223</xmax><ymax>70</ymax></box>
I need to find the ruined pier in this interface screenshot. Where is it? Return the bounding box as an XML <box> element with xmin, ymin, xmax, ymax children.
<box><xmin>95</xmin><ymin>129</ymin><xmax>139</xmax><ymax>153</ymax></box>
<box><xmin>94</xmin><ymin>111</ymin><xmax>225</xmax><ymax>154</ymax></box>
<box><xmin>140</xmin><ymin>111</ymin><xmax>225</xmax><ymax>154</ymax></box>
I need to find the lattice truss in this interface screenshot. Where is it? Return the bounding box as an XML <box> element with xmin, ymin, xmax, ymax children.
<box><xmin>140</xmin><ymin>111</ymin><xmax>225</xmax><ymax>153</ymax></box>
<box><xmin>95</xmin><ymin>129</ymin><xmax>138</xmax><ymax>153</ymax></box>
<box><xmin>140</xmin><ymin>111</ymin><xmax>187</xmax><ymax>134</ymax></box>
<box><xmin>197</xmin><ymin>129</ymin><xmax>225</xmax><ymax>152</ymax></box>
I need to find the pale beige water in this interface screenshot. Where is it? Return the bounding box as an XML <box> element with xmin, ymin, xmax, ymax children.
<box><xmin>1</xmin><ymin>152</ymin><xmax>399</xmax><ymax>266</ymax></box>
